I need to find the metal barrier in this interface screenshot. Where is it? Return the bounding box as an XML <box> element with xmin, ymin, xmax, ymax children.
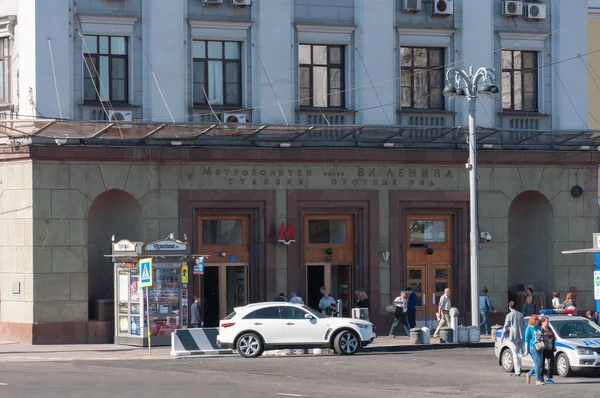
<box><xmin>170</xmin><ymin>327</ymin><xmax>233</xmax><ymax>357</ymax></box>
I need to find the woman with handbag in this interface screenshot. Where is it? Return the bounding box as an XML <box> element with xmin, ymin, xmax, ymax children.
<box><xmin>388</xmin><ymin>291</ymin><xmax>410</xmax><ymax>338</ymax></box>
<box><xmin>539</xmin><ymin>316</ymin><xmax>556</xmax><ymax>384</ymax></box>
<box><xmin>524</xmin><ymin>314</ymin><xmax>545</xmax><ymax>385</ymax></box>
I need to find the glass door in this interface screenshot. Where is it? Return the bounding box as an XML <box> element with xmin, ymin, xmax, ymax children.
<box><xmin>226</xmin><ymin>265</ymin><xmax>248</xmax><ymax>316</ymax></box>
<box><xmin>406</xmin><ymin>264</ymin><xmax>426</xmax><ymax>323</ymax></box>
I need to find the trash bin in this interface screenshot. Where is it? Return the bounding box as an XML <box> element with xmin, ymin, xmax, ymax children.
<box><xmin>468</xmin><ymin>325</ymin><xmax>481</xmax><ymax>343</ymax></box>
<box><xmin>409</xmin><ymin>328</ymin><xmax>423</xmax><ymax>344</ymax></box>
<box><xmin>439</xmin><ymin>327</ymin><xmax>454</xmax><ymax>344</ymax></box>
<box><xmin>421</xmin><ymin>327</ymin><xmax>430</xmax><ymax>344</ymax></box>
<box><xmin>490</xmin><ymin>324</ymin><xmax>503</xmax><ymax>341</ymax></box>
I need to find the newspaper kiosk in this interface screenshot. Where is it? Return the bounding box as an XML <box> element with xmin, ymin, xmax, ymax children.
<box><xmin>110</xmin><ymin>237</ymin><xmax>192</xmax><ymax>346</ymax></box>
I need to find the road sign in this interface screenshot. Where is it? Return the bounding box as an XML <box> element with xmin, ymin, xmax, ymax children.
<box><xmin>139</xmin><ymin>258</ymin><xmax>153</xmax><ymax>287</ymax></box>
<box><xmin>595</xmin><ymin>271</ymin><xmax>600</xmax><ymax>301</ymax></box>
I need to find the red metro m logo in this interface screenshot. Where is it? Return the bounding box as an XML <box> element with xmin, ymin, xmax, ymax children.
<box><xmin>277</xmin><ymin>222</ymin><xmax>296</xmax><ymax>245</ymax></box>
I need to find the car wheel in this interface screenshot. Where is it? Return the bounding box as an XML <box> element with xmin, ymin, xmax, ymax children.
<box><xmin>556</xmin><ymin>353</ymin><xmax>572</xmax><ymax>377</ymax></box>
<box><xmin>500</xmin><ymin>348</ymin><xmax>514</xmax><ymax>373</ymax></box>
<box><xmin>334</xmin><ymin>330</ymin><xmax>359</xmax><ymax>355</ymax></box>
<box><xmin>236</xmin><ymin>333</ymin><xmax>264</xmax><ymax>358</ymax></box>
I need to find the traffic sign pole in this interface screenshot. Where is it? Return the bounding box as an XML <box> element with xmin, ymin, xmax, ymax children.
<box><xmin>146</xmin><ymin>286</ymin><xmax>151</xmax><ymax>356</ymax></box>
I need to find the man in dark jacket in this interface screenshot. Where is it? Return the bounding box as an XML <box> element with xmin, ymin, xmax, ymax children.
<box><xmin>273</xmin><ymin>293</ymin><xmax>286</xmax><ymax>302</ymax></box>
<box><xmin>405</xmin><ymin>287</ymin><xmax>418</xmax><ymax>329</ymax></box>
<box><xmin>191</xmin><ymin>296</ymin><xmax>203</xmax><ymax>328</ymax></box>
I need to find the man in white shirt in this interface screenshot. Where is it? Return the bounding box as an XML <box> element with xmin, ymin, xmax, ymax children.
<box><xmin>389</xmin><ymin>290</ymin><xmax>411</xmax><ymax>337</ymax></box>
<box><xmin>433</xmin><ymin>288</ymin><xmax>451</xmax><ymax>338</ymax></box>
<box><xmin>319</xmin><ymin>290</ymin><xmax>337</xmax><ymax>316</ymax></box>
<box><xmin>289</xmin><ymin>292</ymin><xmax>304</xmax><ymax>305</ymax></box>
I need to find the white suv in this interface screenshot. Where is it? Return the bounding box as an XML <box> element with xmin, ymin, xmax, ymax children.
<box><xmin>217</xmin><ymin>302</ymin><xmax>377</xmax><ymax>358</ymax></box>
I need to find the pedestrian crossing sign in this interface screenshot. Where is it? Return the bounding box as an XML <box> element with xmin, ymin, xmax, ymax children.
<box><xmin>139</xmin><ymin>258</ymin><xmax>153</xmax><ymax>287</ymax></box>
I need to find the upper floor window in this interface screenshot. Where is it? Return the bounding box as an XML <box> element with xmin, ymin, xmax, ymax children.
<box><xmin>400</xmin><ymin>47</ymin><xmax>444</xmax><ymax>109</ymax></box>
<box><xmin>192</xmin><ymin>40</ymin><xmax>242</xmax><ymax>107</ymax></box>
<box><xmin>502</xmin><ymin>50</ymin><xmax>538</xmax><ymax>112</ymax></box>
<box><xmin>0</xmin><ymin>37</ymin><xmax>10</xmax><ymax>103</ymax></box>
<box><xmin>299</xmin><ymin>44</ymin><xmax>344</xmax><ymax>108</ymax></box>
<box><xmin>83</xmin><ymin>35</ymin><xmax>128</xmax><ymax>103</ymax></box>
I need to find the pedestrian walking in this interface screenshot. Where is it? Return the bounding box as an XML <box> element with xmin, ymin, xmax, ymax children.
<box><xmin>273</xmin><ymin>292</ymin><xmax>286</xmax><ymax>302</ymax></box>
<box><xmin>561</xmin><ymin>292</ymin><xmax>576</xmax><ymax>310</ymax></box>
<box><xmin>522</xmin><ymin>295</ymin><xmax>535</xmax><ymax>317</ymax></box>
<box><xmin>319</xmin><ymin>289</ymin><xmax>336</xmax><ymax>316</ymax></box>
<box><xmin>389</xmin><ymin>290</ymin><xmax>410</xmax><ymax>337</ymax></box>
<box><xmin>540</xmin><ymin>316</ymin><xmax>556</xmax><ymax>384</ymax></box>
<box><xmin>190</xmin><ymin>296</ymin><xmax>204</xmax><ymax>328</ymax></box>
<box><xmin>289</xmin><ymin>292</ymin><xmax>304</xmax><ymax>305</ymax></box>
<box><xmin>524</xmin><ymin>314</ymin><xmax>545</xmax><ymax>386</ymax></box>
<box><xmin>551</xmin><ymin>291</ymin><xmax>561</xmax><ymax>309</ymax></box>
<box><xmin>479</xmin><ymin>287</ymin><xmax>496</xmax><ymax>335</ymax></box>
<box><xmin>433</xmin><ymin>288</ymin><xmax>451</xmax><ymax>338</ymax></box>
<box><xmin>501</xmin><ymin>301</ymin><xmax>524</xmax><ymax>377</ymax></box>
<box><xmin>585</xmin><ymin>310</ymin><xmax>600</xmax><ymax>326</ymax></box>
<box><xmin>405</xmin><ymin>287</ymin><xmax>418</xmax><ymax>329</ymax></box>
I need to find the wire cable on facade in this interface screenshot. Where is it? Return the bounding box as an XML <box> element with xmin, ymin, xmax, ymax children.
<box><xmin>47</xmin><ymin>38</ymin><xmax>63</xmax><ymax>120</ymax></box>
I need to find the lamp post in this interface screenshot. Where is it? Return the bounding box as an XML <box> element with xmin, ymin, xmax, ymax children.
<box><xmin>443</xmin><ymin>66</ymin><xmax>500</xmax><ymax>327</ymax></box>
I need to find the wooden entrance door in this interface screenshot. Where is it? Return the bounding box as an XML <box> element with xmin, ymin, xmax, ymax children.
<box><xmin>406</xmin><ymin>215</ymin><xmax>453</xmax><ymax>329</ymax></box>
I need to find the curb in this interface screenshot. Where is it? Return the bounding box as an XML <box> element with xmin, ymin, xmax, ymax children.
<box><xmin>171</xmin><ymin>349</ymin><xmax>233</xmax><ymax>357</ymax></box>
<box><xmin>362</xmin><ymin>341</ymin><xmax>494</xmax><ymax>353</ymax></box>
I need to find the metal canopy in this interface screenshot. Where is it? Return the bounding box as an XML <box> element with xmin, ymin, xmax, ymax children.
<box><xmin>0</xmin><ymin>119</ymin><xmax>598</xmax><ymax>150</ymax></box>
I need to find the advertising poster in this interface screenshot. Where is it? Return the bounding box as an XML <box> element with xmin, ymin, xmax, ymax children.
<box><xmin>118</xmin><ymin>302</ymin><xmax>129</xmax><ymax>314</ymax></box>
<box><xmin>119</xmin><ymin>316</ymin><xmax>129</xmax><ymax>333</ymax></box>
<box><xmin>130</xmin><ymin>316</ymin><xmax>140</xmax><ymax>336</ymax></box>
<box><xmin>130</xmin><ymin>273</ymin><xmax>140</xmax><ymax>302</ymax></box>
<box><xmin>181</xmin><ymin>265</ymin><xmax>189</xmax><ymax>284</ymax></box>
<box><xmin>118</xmin><ymin>273</ymin><xmax>129</xmax><ymax>302</ymax></box>
<box><xmin>193</xmin><ymin>257</ymin><xmax>205</xmax><ymax>275</ymax></box>
<box><xmin>595</xmin><ymin>271</ymin><xmax>600</xmax><ymax>301</ymax></box>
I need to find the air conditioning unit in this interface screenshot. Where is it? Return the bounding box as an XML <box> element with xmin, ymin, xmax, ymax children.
<box><xmin>231</xmin><ymin>0</ymin><xmax>251</xmax><ymax>6</ymax></box>
<box><xmin>402</xmin><ymin>0</ymin><xmax>422</xmax><ymax>13</ymax></box>
<box><xmin>432</xmin><ymin>0</ymin><xmax>453</xmax><ymax>16</ymax></box>
<box><xmin>202</xmin><ymin>0</ymin><xmax>223</xmax><ymax>5</ymax></box>
<box><xmin>108</xmin><ymin>110</ymin><xmax>133</xmax><ymax>122</ymax></box>
<box><xmin>525</xmin><ymin>3</ymin><xmax>546</xmax><ymax>20</ymax></box>
<box><xmin>502</xmin><ymin>0</ymin><xmax>523</xmax><ymax>17</ymax></box>
<box><xmin>223</xmin><ymin>113</ymin><xmax>247</xmax><ymax>124</ymax></box>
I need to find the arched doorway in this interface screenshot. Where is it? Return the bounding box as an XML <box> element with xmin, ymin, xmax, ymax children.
<box><xmin>88</xmin><ymin>190</ymin><xmax>142</xmax><ymax>320</ymax></box>
<box><xmin>508</xmin><ymin>190</ymin><xmax>554</xmax><ymax>306</ymax></box>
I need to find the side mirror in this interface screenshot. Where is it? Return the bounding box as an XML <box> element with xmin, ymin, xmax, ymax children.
<box><xmin>304</xmin><ymin>313</ymin><xmax>313</xmax><ymax>319</ymax></box>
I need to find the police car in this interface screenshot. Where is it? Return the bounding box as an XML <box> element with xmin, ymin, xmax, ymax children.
<box><xmin>494</xmin><ymin>308</ymin><xmax>600</xmax><ymax>377</ymax></box>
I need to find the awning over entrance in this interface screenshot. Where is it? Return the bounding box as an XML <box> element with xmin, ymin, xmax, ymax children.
<box><xmin>0</xmin><ymin>119</ymin><xmax>598</xmax><ymax>150</ymax></box>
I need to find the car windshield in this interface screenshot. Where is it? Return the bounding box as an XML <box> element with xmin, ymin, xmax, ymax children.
<box><xmin>301</xmin><ymin>305</ymin><xmax>325</xmax><ymax>319</ymax></box>
<box><xmin>551</xmin><ymin>319</ymin><xmax>600</xmax><ymax>339</ymax></box>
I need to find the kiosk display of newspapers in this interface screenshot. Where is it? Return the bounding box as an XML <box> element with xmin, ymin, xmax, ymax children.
<box><xmin>109</xmin><ymin>237</ymin><xmax>192</xmax><ymax>347</ymax></box>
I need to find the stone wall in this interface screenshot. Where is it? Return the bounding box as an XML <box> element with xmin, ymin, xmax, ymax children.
<box><xmin>1</xmin><ymin>160</ymin><xmax>597</xmax><ymax>341</ymax></box>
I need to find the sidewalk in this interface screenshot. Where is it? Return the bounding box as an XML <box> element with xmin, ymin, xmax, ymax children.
<box><xmin>0</xmin><ymin>334</ymin><xmax>494</xmax><ymax>362</ymax></box>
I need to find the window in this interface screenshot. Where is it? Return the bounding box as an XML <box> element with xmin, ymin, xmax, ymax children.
<box><xmin>409</xmin><ymin>220</ymin><xmax>446</xmax><ymax>243</ymax></box>
<box><xmin>400</xmin><ymin>47</ymin><xmax>444</xmax><ymax>109</ymax></box>
<box><xmin>282</xmin><ymin>306</ymin><xmax>312</xmax><ymax>320</ymax></box>
<box><xmin>502</xmin><ymin>50</ymin><xmax>538</xmax><ymax>112</ymax></box>
<box><xmin>192</xmin><ymin>40</ymin><xmax>242</xmax><ymax>107</ymax></box>
<box><xmin>244</xmin><ymin>306</ymin><xmax>282</xmax><ymax>320</ymax></box>
<box><xmin>0</xmin><ymin>37</ymin><xmax>9</xmax><ymax>103</ymax></box>
<box><xmin>83</xmin><ymin>35</ymin><xmax>128</xmax><ymax>102</ymax></box>
<box><xmin>308</xmin><ymin>219</ymin><xmax>347</xmax><ymax>244</ymax></box>
<box><xmin>299</xmin><ymin>44</ymin><xmax>344</xmax><ymax>108</ymax></box>
<box><xmin>201</xmin><ymin>219</ymin><xmax>243</xmax><ymax>245</ymax></box>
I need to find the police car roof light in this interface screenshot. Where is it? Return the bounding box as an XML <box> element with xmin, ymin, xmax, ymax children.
<box><xmin>540</xmin><ymin>308</ymin><xmax>575</xmax><ymax>316</ymax></box>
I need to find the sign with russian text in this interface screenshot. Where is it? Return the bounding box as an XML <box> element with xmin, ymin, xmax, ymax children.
<box><xmin>114</xmin><ymin>239</ymin><xmax>136</xmax><ymax>252</ymax></box>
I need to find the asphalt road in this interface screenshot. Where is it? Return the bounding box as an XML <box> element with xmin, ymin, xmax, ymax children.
<box><xmin>0</xmin><ymin>348</ymin><xmax>599</xmax><ymax>398</ymax></box>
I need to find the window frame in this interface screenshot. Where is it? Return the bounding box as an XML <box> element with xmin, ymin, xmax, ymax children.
<box><xmin>192</xmin><ymin>40</ymin><xmax>243</xmax><ymax>107</ymax></box>
<box><xmin>299</xmin><ymin>43</ymin><xmax>346</xmax><ymax>109</ymax></box>
<box><xmin>501</xmin><ymin>50</ymin><xmax>538</xmax><ymax>112</ymax></box>
<box><xmin>0</xmin><ymin>37</ymin><xmax>10</xmax><ymax>104</ymax></box>
<box><xmin>83</xmin><ymin>35</ymin><xmax>129</xmax><ymax>104</ymax></box>
<box><xmin>400</xmin><ymin>46</ymin><xmax>445</xmax><ymax>110</ymax></box>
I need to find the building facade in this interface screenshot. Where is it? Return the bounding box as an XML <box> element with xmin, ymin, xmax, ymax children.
<box><xmin>590</xmin><ymin>0</ymin><xmax>600</xmax><ymax>130</ymax></box>
<box><xmin>0</xmin><ymin>0</ymin><xmax>597</xmax><ymax>344</ymax></box>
